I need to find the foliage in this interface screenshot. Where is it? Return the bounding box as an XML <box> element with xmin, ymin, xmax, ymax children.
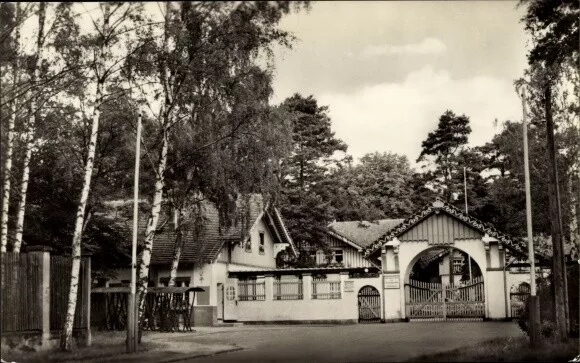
<box><xmin>520</xmin><ymin>0</ymin><xmax>579</xmax><ymax>67</ymax></box>
<box><xmin>416</xmin><ymin>110</ymin><xmax>472</xmax><ymax>203</ymax></box>
<box><xmin>517</xmin><ymin>265</ymin><xmax>579</xmax><ymax>338</ymax></box>
<box><xmin>278</xmin><ymin>93</ymin><xmax>348</xmax><ymax>259</ymax></box>
<box><xmin>329</xmin><ymin>152</ymin><xmax>420</xmax><ymax>221</ymax></box>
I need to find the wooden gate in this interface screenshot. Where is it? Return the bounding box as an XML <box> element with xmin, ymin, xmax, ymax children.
<box><xmin>405</xmin><ymin>276</ymin><xmax>485</xmax><ymax>321</ymax></box>
<box><xmin>510</xmin><ymin>283</ymin><xmax>530</xmax><ymax>318</ymax></box>
<box><xmin>358</xmin><ymin>285</ymin><xmax>381</xmax><ymax>323</ymax></box>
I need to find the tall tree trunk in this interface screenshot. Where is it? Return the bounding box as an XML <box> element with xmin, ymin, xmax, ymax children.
<box><xmin>571</xmin><ymin>176</ymin><xmax>580</xmax><ymax>258</ymax></box>
<box><xmin>544</xmin><ymin>83</ymin><xmax>568</xmax><ymax>341</ymax></box>
<box><xmin>137</xmin><ymin>2</ymin><xmax>173</xmax><ymax>324</ymax></box>
<box><xmin>1</xmin><ymin>3</ymin><xmax>22</xmax><ymax>253</ymax></box>
<box><xmin>168</xmin><ymin>209</ymin><xmax>185</xmax><ymax>287</ymax></box>
<box><xmin>137</xmin><ymin>119</ymin><xmax>168</xmax><ymax>310</ymax></box>
<box><xmin>60</xmin><ymin>3</ymin><xmax>109</xmax><ymax>351</ymax></box>
<box><xmin>13</xmin><ymin>2</ymin><xmax>46</xmax><ymax>253</ymax></box>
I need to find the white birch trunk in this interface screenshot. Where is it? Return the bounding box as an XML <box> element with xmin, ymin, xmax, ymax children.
<box><xmin>137</xmin><ymin>122</ymin><xmax>169</xmax><ymax>310</ymax></box>
<box><xmin>60</xmin><ymin>3</ymin><xmax>109</xmax><ymax>351</ymax></box>
<box><xmin>1</xmin><ymin>108</ymin><xmax>15</xmax><ymax>253</ymax></box>
<box><xmin>13</xmin><ymin>3</ymin><xmax>46</xmax><ymax>253</ymax></box>
<box><xmin>1</xmin><ymin>3</ymin><xmax>22</xmax><ymax>253</ymax></box>
<box><xmin>168</xmin><ymin>209</ymin><xmax>185</xmax><ymax>287</ymax></box>
<box><xmin>137</xmin><ymin>1</ymin><xmax>174</xmax><ymax>321</ymax></box>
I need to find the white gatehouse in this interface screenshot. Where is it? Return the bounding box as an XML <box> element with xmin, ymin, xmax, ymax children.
<box><xmin>223</xmin><ymin>199</ymin><xmax>549</xmax><ymax>324</ymax></box>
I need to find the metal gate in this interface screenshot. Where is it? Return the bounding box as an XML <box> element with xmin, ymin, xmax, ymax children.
<box><xmin>405</xmin><ymin>276</ymin><xmax>485</xmax><ymax>321</ymax></box>
<box><xmin>510</xmin><ymin>283</ymin><xmax>530</xmax><ymax>318</ymax></box>
<box><xmin>358</xmin><ymin>285</ymin><xmax>381</xmax><ymax>323</ymax></box>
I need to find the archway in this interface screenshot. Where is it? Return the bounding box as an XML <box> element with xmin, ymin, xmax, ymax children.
<box><xmin>358</xmin><ymin>285</ymin><xmax>381</xmax><ymax>323</ymax></box>
<box><xmin>403</xmin><ymin>246</ymin><xmax>485</xmax><ymax>321</ymax></box>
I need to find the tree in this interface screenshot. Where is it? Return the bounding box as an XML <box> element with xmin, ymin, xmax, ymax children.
<box><xmin>477</xmin><ymin>119</ymin><xmax>574</xmax><ymax>238</ymax></box>
<box><xmin>129</xmin><ymin>1</ymin><xmax>305</xmax><ymax>319</ymax></box>
<box><xmin>416</xmin><ymin>110</ymin><xmax>472</xmax><ymax>203</ymax></box>
<box><xmin>0</xmin><ymin>2</ymin><xmax>20</xmax><ymax>253</ymax></box>
<box><xmin>328</xmin><ymin>152</ymin><xmax>419</xmax><ymax>221</ymax></box>
<box><xmin>60</xmin><ymin>3</ymin><xmax>145</xmax><ymax>350</ymax></box>
<box><xmin>12</xmin><ymin>2</ymin><xmax>47</xmax><ymax>253</ymax></box>
<box><xmin>520</xmin><ymin>0</ymin><xmax>579</xmax><ymax>340</ymax></box>
<box><xmin>278</xmin><ymin>93</ymin><xmax>348</xmax><ymax>259</ymax></box>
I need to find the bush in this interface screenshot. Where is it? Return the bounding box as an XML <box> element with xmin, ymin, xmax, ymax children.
<box><xmin>518</xmin><ymin>265</ymin><xmax>579</xmax><ymax>338</ymax></box>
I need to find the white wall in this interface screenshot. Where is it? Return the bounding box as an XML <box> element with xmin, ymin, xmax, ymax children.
<box><xmin>227</xmin><ymin>274</ymin><xmax>382</xmax><ymax>322</ymax></box>
<box><xmin>227</xmin><ymin>217</ymin><xmax>277</xmax><ymax>268</ymax></box>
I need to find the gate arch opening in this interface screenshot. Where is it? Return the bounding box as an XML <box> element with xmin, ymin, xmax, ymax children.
<box><xmin>358</xmin><ymin>285</ymin><xmax>381</xmax><ymax>323</ymax></box>
<box><xmin>403</xmin><ymin>246</ymin><xmax>485</xmax><ymax>321</ymax></box>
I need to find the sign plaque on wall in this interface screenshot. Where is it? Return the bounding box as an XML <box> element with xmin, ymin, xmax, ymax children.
<box><xmin>384</xmin><ymin>275</ymin><xmax>400</xmax><ymax>289</ymax></box>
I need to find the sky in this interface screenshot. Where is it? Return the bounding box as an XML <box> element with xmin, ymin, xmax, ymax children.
<box><xmin>269</xmin><ymin>1</ymin><xmax>532</xmax><ymax>164</ymax></box>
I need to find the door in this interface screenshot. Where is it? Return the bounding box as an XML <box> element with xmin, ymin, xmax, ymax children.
<box><xmin>223</xmin><ymin>281</ymin><xmax>238</xmax><ymax>321</ymax></box>
<box><xmin>358</xmin><ymin>285</ymin><xmax>381</xmax><ymax>323</ymax></box>
<box><xmin>217</xmin><ymin>283</ymin><xmax>224</xmax><ymax>321</ymax></box>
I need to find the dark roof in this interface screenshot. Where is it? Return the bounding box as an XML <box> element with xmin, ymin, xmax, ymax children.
<box><xmin>328</xmin><ymin>219</ymin><xmax>404</xmax><ymax>248</ymax></box>
<box><xmin>99</xmin><ymin>194</ymin><xmax>296</xmax><ymax>266</ymax></box>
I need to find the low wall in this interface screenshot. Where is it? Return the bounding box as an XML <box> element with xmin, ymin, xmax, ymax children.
<box><xmin>230</xmin><ymin>274</ymin><xmax>382</xmax><ymax>323</ymax></box>
<box><xmin>193</xmin><ymin>306</ymin><xmax>217</xmax><ymax>326</ymax></box>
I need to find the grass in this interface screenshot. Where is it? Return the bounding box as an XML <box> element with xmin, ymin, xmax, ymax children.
<box><xmin>410</xmin><ymin>336</ymin><xmax>579</xmax><ymax>362</ymax></box>
<box><xmin>1</xmin><ymin>331</ymin><xmax>161</xmax><ymax>363</ymax></box>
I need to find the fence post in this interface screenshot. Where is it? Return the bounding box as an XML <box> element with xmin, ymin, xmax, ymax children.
<box><xmin>302</xmin><ymin>273</ymin><xmax>312</xmax><ymax>300</ymax></box>
<box><xmin>82</xmin><ymin>255</ymin><xmax>92</xmax><ymax>346</ymax></box>
<box><xmin>339</xmin><ymin>272</ymin><xmax>348</xmax><ymax>297</ymax></box>
<box><xmin>27</xmin><ymin>246</ymin><xmax>51</xmax><ymax>347</ymax></box>
<box><xmin>264</xmin><ymin>274</ymin><xmax>274</xmax><ymax>301</ymax></box>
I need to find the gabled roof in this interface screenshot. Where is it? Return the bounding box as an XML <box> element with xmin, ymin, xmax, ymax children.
<box><xmin>362</xmin><ymin>199</ymin><xmax>540</xmax><ymax>261</ymax></box>
<box><xmin>99</xmin><ymin>194</ymin><xmax>297</xmax><ymax>266</ymax></box>
<box><xmin>328</xmin><ymin>219</ymin><xmax>404</xmax><ymax>249</ymax></box>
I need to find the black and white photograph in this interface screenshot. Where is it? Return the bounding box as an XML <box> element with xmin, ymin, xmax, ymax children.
<box><xmin>0</xmin><ymin>1</ymin><xmax>578</xmax><ymax>362</ymax></box>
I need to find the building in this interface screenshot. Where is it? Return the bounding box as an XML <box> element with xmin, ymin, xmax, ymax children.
<box><xmin>224</xmin><ymin>199</ymin><xmax>549</xmax><ymax>324</ymax></box>
<box><xmin>105</xmin><ymin>194</ymin><xmax>297</xmax><ymax>326</ymax></box>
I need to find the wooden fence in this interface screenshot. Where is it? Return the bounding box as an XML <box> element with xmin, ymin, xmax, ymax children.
<box><xmin>312</xmin><ymin>278</ymin><xmax>341</xmax><ymax>300</ymax></box>
<box><xmin>50</xmin><ymin>256</ymin><xmax>89</xmax><ymax>330</ymax></box>
<box><xmin>1</xmin><ymin>252</ymin><xmax>42</xmax><ymax>332</ymax></box>
<box><xmin>273</xmin><ymin>279</ymin><xmax>303</xmax><ymax>300</ymax></box>
<box><xmin>238</xmin><ymin>280</ymin><xmax>266</xmax><ymax>301</ymax></box>
<box><xmin>1</xmin><ymin>249</ymin><xmax>90</xmax><ymax>338</ymax></box>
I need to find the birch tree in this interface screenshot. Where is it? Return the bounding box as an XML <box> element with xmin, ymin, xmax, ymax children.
<box><xmin>0</xmin><ymin>2</ymin><xmax>22</xmax><ymax>253</ymax></box>
<box><xmin>12</xmin><ymin>2</ymin><xmax>46</xmax><ymax>253</ymax></box>
<box><xmin>60</xmin><ymin>2</ymin><xmax>145</xmax><ymax>350</ymax></box>
<box><xmin>134</xmin><ymin>1</ymin><xmax>305</xmax><ymax>308</ymax></box>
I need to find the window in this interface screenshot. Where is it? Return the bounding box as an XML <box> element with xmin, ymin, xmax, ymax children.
<box><xmin>273</xmin><ymin>276</ymin><xmax>303</xmax><ymax>300</ymax></box>
<box><xmin>238</xmin><ymin>277</ymin><xmax>265</xmax><ymax>301</ymax></box>
<box><xmin>245</xmin><ymin>237</ymin><xmax>252</xmax><ymax>252</ymax></box>
<box><xmin>312</xmin><ymin>277</ymin><xmax>341</xmax><ymax>299</ymax></box>
<box><xmin>259</xmin><ymin>232</ymin><xmax>265</xmax><ymax>255</ymax></box>
<box><xmin>333</xmin><ymin>249</ymin><xmax>344</xmax><ymax>264</ymax></box>
<box><xmin>226</xmin><ymin>286</ymin><xmax>236</xmax><ymax>301</ymax></box>
<box><xmin>453</xmin><ymin>258</ymin><xmax>463</xmax><ymax>274</ymax></box>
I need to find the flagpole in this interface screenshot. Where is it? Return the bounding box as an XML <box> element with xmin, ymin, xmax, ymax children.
<box><xmin>463</xmin><ymin>166</ymin><xmax>468</xmax><ymax>214</ymax></box>
<box><xmin>127</xmin><ymin>112</ymin><xmax>141</xmax><ymax>353</ymax></box>
<box><xmin>520</xmin><ymin>86</ymin><xmax>540</xmax><ymax>347</ymax></box>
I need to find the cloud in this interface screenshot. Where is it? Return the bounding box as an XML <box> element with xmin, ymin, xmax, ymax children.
<box><xmin>318</xmin><ymin>66</ymin><xmax>521</xmax><ymax>165</ymax></box>
<box><xmin>362</xmin><ymin>38</ymin><xmax>447</xmax><ymax>57</ymax></box>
